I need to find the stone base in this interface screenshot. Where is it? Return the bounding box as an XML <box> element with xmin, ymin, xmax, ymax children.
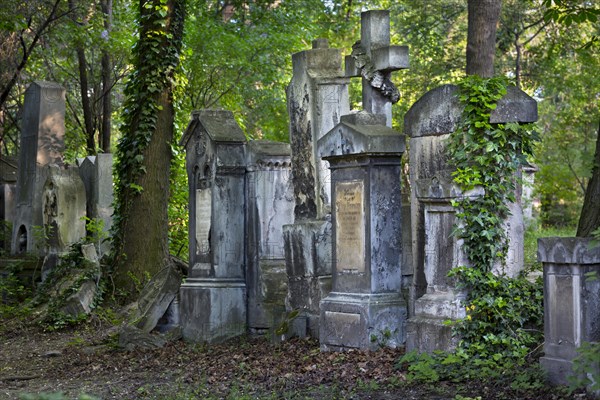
<box><xmin>180</xmin><ymin>278</ymin><xmax>246</xmax><ymax>343</ymax></box>
<box><xmin>284</xmin><ymin>219</ymin><xmax>333</xmax><ymax>338</ymax></box>
<box><xmin>540</xmin><ymin>356</ymin><xmax>574</xmax><ymax>386</ymax></box>
<box><xmin>247</xmin><ymin>260</ymin><xmax>288</xmax><ymax>332</ymax></box>
<box><xmin>405</xmin><ymin>316</ymin><xmax>457</xmax><ymax>353</ymax></box>
<box><xmin>405</xmin><ymin>292</ymin><xmax>465</xmax><ymax>353</ymax></box>
<box><xmin>319</xmin><ymin>292</ymin><xmax>407</xmax><ymax>351</ymax></box>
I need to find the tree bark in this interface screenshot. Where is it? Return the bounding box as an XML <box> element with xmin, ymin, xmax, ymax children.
<box><xmin>100</xmin><ymin>0</ymin><xmax>113</xmax><ymax>153</ymax></box>
<box><xmin>466</xmin><ymin>0</ymin><xmax>502</xmax><ymax>77</ymax></box>
<box><xmin>113</xmin><ymin>0</ymin><xmax>186</xmax><ymax>295</ymax></box>
<box><xmin>576</xmin><ymin>121</ymin><xmax>600</xmax><ymax>237</ymax></box>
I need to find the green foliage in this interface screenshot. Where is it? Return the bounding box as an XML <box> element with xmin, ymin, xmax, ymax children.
<box><xmin>275</xmin><ymin>309</ymin><xmax>300</xmax><ymax>336</ymax></box>
<box><xmin>568</xmin><ymin>341</ymin><xmax>600</xmax><ymax>393</ymax></box>
<box><xmin>449</xmin><ymin>75</ymin><xmax>539</xmax><ymax>271</ymax></box>
<box><xmin>443</xmin><ymin>75</ymin><xmax>544</xmax><ymax>373</ymax></box>
<box><xmin>18</xmin><ymin>394</ymin><xmax>98</xmax><ymax>400</ymax></box>
<box><xmin>32</xmin><ymin>242</ymin><xmax>104</xmax><ymax>330</ymax></box>
<box><xmin>0</xmin><ymin>259</ymin><xmax>34</xmax><ymax>319</ymax></box>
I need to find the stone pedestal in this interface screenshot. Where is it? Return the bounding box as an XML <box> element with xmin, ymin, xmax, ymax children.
<box><xmin>246</xmin><ymin>140</ymin><xmax>294</xmax><ymax>333</ymax></box>
<box><xmin>12</xmin><ymin>81</ymin><xmax>66</xmax><ymax>255</ymax></box>
<box><xmin>317</xmin><ymin>112</ymin><xmax>407</xmax><ymax>351</ymax></box>
<box><xmin>404</xmin><ymin>84</ymin><xmax>537</xmax><ymax>353</ymax></box>
<box><xmin>538</xmin><ymin>237</ymin><xmax>600</xmax><ymax>390</ymax></box>
<box><xmin>179</xmin><ymin>110</ymin><xmax>247</xmax><ymax>343</ymax></box>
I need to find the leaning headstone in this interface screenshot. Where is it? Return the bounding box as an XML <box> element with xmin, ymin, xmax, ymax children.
<box><xmin>246</xmin><ymin>140</ymin><xmax>294</xmax><ymax>333</ymax></box>
<box><xmin>12</xmin><ymin>81</ymin><xmax>66</xmax><ymax>255</ymax></box>
<box><xmin>538</xmin><ymin>237</ymin><xmax>600</xmax><ymax>394</ymax></box>
<box><xmin>318</xmin><ymin>112</ymin><xmax>407</xmax><ymax>351</ymax></box>
<box><xmin>77</xmin><ymin>154</ymin><xmax>114</xmax><ymax>256</ymax></box>
<box><xmin>179</xmin><ymin>109</ymin><xmax>247</xmax><ymax>343</ymax></box>
<box><xmin>283</xmin><ymin>38</ymin><xmax>350</xmax><ymax>337</ymax></box>
<box><xmin>404</xmin><ymin>84</ymin><xmax>538</xmax><ymax>353</ymax></box>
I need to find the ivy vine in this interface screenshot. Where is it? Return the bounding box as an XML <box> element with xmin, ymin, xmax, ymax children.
<box><xmin>111</xmin><ymin>0</ymin><xmax>186</xmax><ymax>263</ymax></box>
<box><xmin>447</xmin><ymin>75</ymin><xmax>543</xmax><ymax>365</ymax></box>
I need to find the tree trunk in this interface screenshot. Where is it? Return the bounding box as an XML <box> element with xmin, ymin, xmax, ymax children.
<box><xmin>576</xmin><ymin>121</ymin><xmax>600</xmax><ymax>237</ymax></box>
<box><xmin>100</xmin><ymin>0</ymin><xmax>113</xmax><ymax>153</ymax></box>
<box><xmin>466</xmin><ymin>0</ymin><xmax>502</xmax><ymax>77</ymax></box>
<box><xmin>113</xmin><ymin>0</ymin><xmax>186</xmax><ymax>295</ymax></box>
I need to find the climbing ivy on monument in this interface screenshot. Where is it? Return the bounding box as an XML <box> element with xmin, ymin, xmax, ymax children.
<box><xmin>447</xmin><ymin>75</ymin><xmax>542</xmax><ymax>363</ymax></box>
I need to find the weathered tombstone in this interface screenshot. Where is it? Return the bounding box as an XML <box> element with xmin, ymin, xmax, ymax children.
<box><xmin>12</xmin><ymin>81</ymin><xmax>66</xmax><ymax>254</ymax></box>
<box><xmin>317</xmin><ymin>111</ymin><xmax>407</xmax><ymax>351</ymax></box>
<box><xmin>538</xmin><ymin>237</ymin><xmax>600</xmax><ymax>392</ymax></box>
<box><xmin>179</xmin><ymin>109</ymin><xmax>247</xmax><ymax>343</ymax></box>
<box><xmin>40</xmin><ymin>164</ymin><xmax>86</xmax><ymax>278</ymax></box>
<box><xmin>0</xmin><ymin>156</ymin><xmax>18</xmax><ymax>252</ymax></box>
<box><xmin>77</xmin><ymin>154</ymin><xmax>114</xmax><ymax>256</ymax></box>
<box><xmin>246</xmin><ymin>140</ymin><xmax>295</xmax><ymax>333</ymax></box>
<box><xmin>283</xmin><ymin>38</ymin><xmax>350</xmax><ymax>336</ymax></box>
<box><xmin>404</xmin><ymin>84</ymin><xmax>538</xmax><ymax>353</ymax></box>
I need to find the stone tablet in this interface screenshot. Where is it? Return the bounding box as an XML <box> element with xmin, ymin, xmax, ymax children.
<box><xmin>335</xmin><ymin>180</ymin><xmax>365</xmax><ymax>273</ymax></box>
<box><xmin>195</xmin><ymin>188</ymin><xmax>211</xmax><ymax>255</ymax></box>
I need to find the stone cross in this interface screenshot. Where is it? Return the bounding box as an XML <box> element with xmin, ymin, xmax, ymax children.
<box><xmin>346</xmin><ymin>10</ymin><xmax>409</xmax><ymax>127</ymax></box>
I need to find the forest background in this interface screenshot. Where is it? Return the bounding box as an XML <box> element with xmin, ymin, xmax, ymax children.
<box><xmin>0</xmin><ymin>0</ymin><xmax>598</xmax><ymax>262</ymax></box>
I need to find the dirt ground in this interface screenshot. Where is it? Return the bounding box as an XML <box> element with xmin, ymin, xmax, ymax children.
<box><xmin>0</xmin><ymin>320</ymin><xmax>594</xmax><ymax>400</ymax></box>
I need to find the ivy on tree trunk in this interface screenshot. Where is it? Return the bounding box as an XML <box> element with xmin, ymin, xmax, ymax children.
<box><xmin>112</xmin><ymin>0</ymin><xmax>186</xmax><ymax>295</ymax></box>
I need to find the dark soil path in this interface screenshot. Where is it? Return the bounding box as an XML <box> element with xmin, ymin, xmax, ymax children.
<box><xmin>0</xmin><ymin>321</ymin><xmax>593</xmax><ymax>400</ymax></box>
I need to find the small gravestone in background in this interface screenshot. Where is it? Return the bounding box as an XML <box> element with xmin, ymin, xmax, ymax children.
<box><xmin>0</xmin><ymin>156</ymin><xmax>17</xmax><ymax>252</ymax></box>
<box><xmin>246</xmin><ymin>140</ymin><xmax>294</xmax><ymax>333</ymax></box>
<box><xmin>404</xmin><ymin>84</ymin><xmax>538</xmax><ymax>353</ymax></box>
<box><xmin>538</xmin><ymin>237</ymin><xmax>600</xmax><ymax>393</ymax></box>
<box><xmin>12</xmin><ymin>81</ymin><xmax>66</xmax><ymax>255</ymax></box>
<box><xmin>317</xmin><ymin>112</ymin><xmax>407</xmax><ymax>350</ymax></box>
<box><xmin>77</xmin><ymin>154</ymin><xmax>114</xmax><ymax>257</ymax></box>
<box><xmin>179</xmin><ymin>109</ymin><xmax>247</xmax><ymax>343</ymax></box>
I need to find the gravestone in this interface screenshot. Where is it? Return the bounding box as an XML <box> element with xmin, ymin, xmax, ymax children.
<box><xmin>404</xmin><ymin>84</ymin><xmax>538</xmax><ymax>353</ymax></box>
<box><xmin>283</xmin><ymin>38</ymin><xmax>350</xmax><ymax>337</ymax></box>
<box><xmin>0</xmin><ymin>156</ymin><xmax>17</xmax><ymax>251</ymax></box>
<box><xmin>317</xmin><ymin>111</ymin><xmax>407</xmax><ymax>350</ymax></box>
<box><xmin>538</xmin><ymin>237</ymin><xmax>600</xmax><ymax>392</ymax></box>
<box><xmin>246</xmin><ymin>140</ymin><xmax>295</xmax><ymax>333</ymax></box>
<box><xmin>12</xmin><ymin>81</ymin><xmax>66</xmax><ymax>254</ymax></box>
<box><xmin>179</xmin><ymin>109</ymin><xmax>247</xmax><ymax>343</ymax></box>
<box><xmin>77</xmin><ymin>154</ymin><xmax>114</xmax><ymax>256</ymax></box>
<box><xmin>40</xmin><ymin>164</ymin><xmax>86</xmax><ymax>278</ymax></box>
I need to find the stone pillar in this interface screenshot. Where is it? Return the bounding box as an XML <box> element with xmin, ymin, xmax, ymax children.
<box><xmin>246</xmin><ymin>140</ymin><xmax>294</xmax><ymax>333</ymax></box>
<box><xmin>538</xmin><ymin>237</ymin><xmax>600</xmax><ymax>390</ymax></box>
<box><xmin>12</xmin><ymin>81</ymin><xmax>66</xmax><ymax>254</ymax></box>
<box><xmin>77</xmin><ymin>154</ymin><xmax>114</xmax><ymax>257</ymax></box>
<box><xmin>317</xmin><ymin>112</ymin><xmax>407</xmax><ymax>351</ymax></box>
<box><xmin>404</xmin><ymin>85</ymin><xmax>538</xmax><ymax>353</ymax></box>
<box><xmin>283</xmin><ymin>39</ymin><xmax>350</xmax><ymax>337</ymax></box>
<box><xmin>179</xmin><ymin>110</ymin><xmax>247</xmax><ymax>343</ymax></box>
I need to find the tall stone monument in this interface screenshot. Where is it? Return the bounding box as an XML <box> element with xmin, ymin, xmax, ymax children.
<box><xmin>246</xmin><ymin>140</ymin><xmax>295</xmax><ymax>333</ymax></box>
<box><xmin>179</xmin><ymin>109</ymin><xmax>247</xmax><ymax>343</ymax></box>
<box><xmin>318</xmin><ymin>112</ymin><xmax>407</xmax><ymax>351</ymax></box>
<box><xmin>404</xmin><ymin>85</ymin><xmax>538</xmax><ymax>353</ymax></box>
<box><xmin>283</xmin><ymin>38</ymin><xmax>350</xmax><ymax>336</ymax></box>
<box><xmin>12</xmin><ymin>81</ymin><xmax>66</xmax><ymax>254</ymax></box>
